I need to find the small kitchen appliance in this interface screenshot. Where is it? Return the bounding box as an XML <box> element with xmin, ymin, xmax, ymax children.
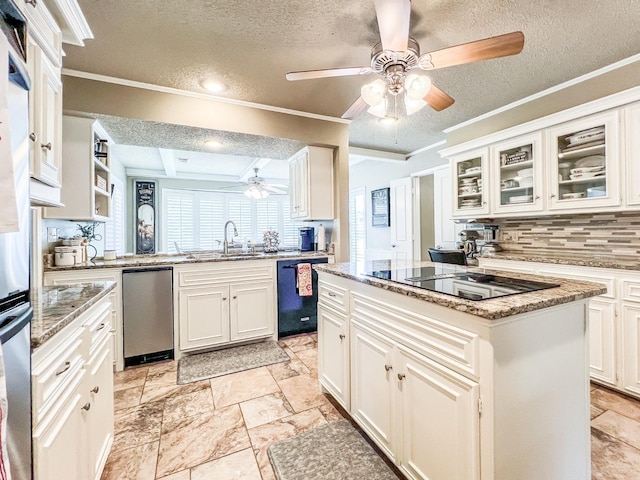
<box><xmin>299</xmin><ymin>227</ymin><xmax>315</xmax><ymax>251</ymax></box>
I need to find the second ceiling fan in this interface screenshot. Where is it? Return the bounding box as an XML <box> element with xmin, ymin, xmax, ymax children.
<box><xmin>286</xmin><ymin>0</ymin><xmax>525</xmax><ymax>120</ymax></box>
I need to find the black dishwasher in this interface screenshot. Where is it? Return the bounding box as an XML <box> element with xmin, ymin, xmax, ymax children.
<box><xmin>276</xmin><ymin>257</ymin><xmax>328</xmax><ymax>338</ymax></box>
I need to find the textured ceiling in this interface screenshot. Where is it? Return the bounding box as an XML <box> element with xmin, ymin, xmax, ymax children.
<box><xmin>63</xmin><ymin>0</ymin><xmax>640</xmax><ymax>155</ymax></box>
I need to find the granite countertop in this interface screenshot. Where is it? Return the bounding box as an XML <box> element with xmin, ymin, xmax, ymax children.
<box><xmin>479</xmin><ymin>251</ymin><xmax>640</xmax><ymax>271</ymax></box>
<box><xmin>31</xmin><ymin>282</ymin><xmax>117</xmax><ymax>349</ymax></box>
<box><xmin>314</xmin><ymin>260</ymin><xmax>607</xmax><ymax>321</ymax></box>
<box><xmin>44</xmin><ymin>250</ymin><xmax>333</xmax><ymax>271</ymax></box>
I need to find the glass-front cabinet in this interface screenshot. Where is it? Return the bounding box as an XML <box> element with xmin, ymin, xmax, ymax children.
<box><xmin>451</xmin><ymin>148</ymin><xmax>489</xmax><ymax>217</ymax></box>
<box><xmin>490</xmin><ymin>133</ymin><xmax>543</xmax><ymax>214</ymax></box>
<box><xmin>546</xmin><ymin>111</ymin><xmax>620</xmax><ymax>211</ymax></box>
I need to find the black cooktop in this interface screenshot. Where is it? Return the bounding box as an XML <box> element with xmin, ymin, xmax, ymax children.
<box><xmin>364</xmin><ymin>267</ymin><xmax>559</xmax><ymax>301</ymax></box>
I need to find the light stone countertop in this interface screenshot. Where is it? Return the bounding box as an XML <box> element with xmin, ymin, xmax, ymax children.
<box><xmin>31</xmin><ymin>282</ymin><xmax>116</xmax><ymax>349</ymax></box>
<box><xmin>478</xmin><ymin>251</ymin><xmax>640</xmax><ymax>271</ymax></box>
<box><xmin>44</xmin><ymin>250</ymin><xmax>333</xmax><ymax>271</ymax></box>
<box><xmin>314</xmin><ymin>260</ymin><xmax>607</xmax><ymax>320</ymax></box>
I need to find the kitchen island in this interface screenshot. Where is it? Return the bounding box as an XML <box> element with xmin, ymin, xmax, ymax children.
<box><xmin>314</xmin><ymin>260</ymin><xmax>606</xmax><ymax>480</ymax></box>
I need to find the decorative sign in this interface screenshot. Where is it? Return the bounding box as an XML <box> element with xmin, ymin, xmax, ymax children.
<box><xmin>371</xmin><ymin>187</ymin><xmax>390</xmax><ymax>227</ymax></box>
<box><xmin>135</xmin><ymin>181</ymin><xmax>156</xmax><ymax>254</ymax></box>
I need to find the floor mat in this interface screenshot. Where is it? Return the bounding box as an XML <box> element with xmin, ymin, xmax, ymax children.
<box><xmin>267</xmin><ymin>419</ymin><xmax>400</xmax><ymax>480</ymax></box>
<box><xmin>177</xmin><ymin>340</ymin><xmax>290</xmax><ymax>384</ymax></box>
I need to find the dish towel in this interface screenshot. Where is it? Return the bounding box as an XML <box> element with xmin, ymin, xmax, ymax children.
<box><xmin>0</xmin><ymin>342</ymin><xmax>11</xmax><ymax>480</ymax></box>
<box><xmin>296</xmin><ymin>263</ymin><xmax>313</xmax><ymax>297</ymax></box>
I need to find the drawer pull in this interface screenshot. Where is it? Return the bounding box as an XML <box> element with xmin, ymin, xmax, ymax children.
<box><xmin>81</xmin><ymin>402</ymin><xmax>91</xmax><ymax>411</ymax></box>
<box><xmin>397</xmin><ymin>373</ymin><xmax>406</xmax><ymax>381</ymax></box>
<box><xmin>96</xmin><ymin>323</ymin><xmax>106</xmax><ymax>331</ymax></box>
<box><xmin>327</xmin><ymin>292</ymin><xmax>337</xmax><ymax>297</ymax></box>
<box><xmin>222</xmin><ymin>297</ymin><xmax>227</xmax><ymax>301</ymax></box>
<box><xmin>25</xmin><ymin>0</ymin><xmax>37</xmax><ymax>7</ymax></box>
<box><xmin>339</xmin><ymin>334</ymin><xmax>345</xmax><ymax>340</ymax></box>
<box><xmin>91</xmin><ymin>386</ymin><xmax>99</xmax><ymax>394</ymax></box>
<box><xmin>55</xmin><ymin>361</ymin><xmax>71</xmax><ymax>376</ymax></box>
<box><xmin>41</xmin><ymin>142</ymin><xmax>52</xmax><ymax>151</ymax></box>
<box><xmin>233</xmin><ymin>296</ymin><xmax>237</xmax><ymax>299</ymax></box>
<box><xmin>384</xmin><ymin>364</ymin><xmax>393</xmax><ymax>372</ymax></box>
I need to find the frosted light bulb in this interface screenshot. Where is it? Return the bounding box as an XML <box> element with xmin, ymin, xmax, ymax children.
<box><xmin>405</xmin><ymin>74</ymin><xmax>431</xmax><ymax>100</ymax></box>
<box><xmin>361</xmin><ymin>79</ymin><xmax>387</xmax><ymax>106</ymax></box>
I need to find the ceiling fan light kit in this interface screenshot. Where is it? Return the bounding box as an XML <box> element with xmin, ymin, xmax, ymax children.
<box><xmin>285</xmin><ymin>0</ymin><xmax>524</xmax><ymax>121</ymax></box>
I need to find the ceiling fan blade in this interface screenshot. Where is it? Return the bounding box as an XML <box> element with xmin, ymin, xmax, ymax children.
<box><xmin>286</xmin><ymin>66</ymin><xmax>372</xmax><ymax>81</ymax></box>
<box><xmin>342</xmin><ymin>96</ymin><xmax>369</xmax><ymax>119</ymax></box>
<box><xmin>263</xmin><ymin>185</ymin><xmax>287</xmax><ymax>194</ymax></box>
<box><xmin>374</xmin><ymin>0</ymin><xmax>411</xmax><ymax>52</ymax></box>
<box><xmin>424</xmin><ymin>84</ymin><xmax>455</xmax><ymax>111</ymax></box>
<box><xmin>267</xmin><ymin>183</ymin><xmax>288</xmax><ymax>189</ymax></box>
<box><xmin>418</xmin><ymin>31</ymin><xmax>525</xmax><ymax>71</ymax></box>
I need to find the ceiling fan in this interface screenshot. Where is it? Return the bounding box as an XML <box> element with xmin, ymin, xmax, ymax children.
<box><xmin>286</xmin><ymin>0</ymin><xmax>524</xmax><ymax>120</ymax></box>
<box><xmin>241</xmin><ymin>168</ymin><xmax>288</xmax><ymax>199</ymax></box>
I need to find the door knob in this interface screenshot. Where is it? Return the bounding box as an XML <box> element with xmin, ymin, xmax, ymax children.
<box><xmin>41</xmin><ymin>142</ymin><xmax>52</xmax><ymax>151</ymax></box>
<box><xmin>384</xmin><ymin>364</ymin><xmax>393</xmax><ymax>372</ymax></box>
<box><xmin>391</xmin><ymin>244</ymin><xmax>397</xmax><ymax>248</ymax></box>
<box><xmin>81</xmin><ymin>402</ymin><xmax>91</xmax><ymax>411</ymax></box>
<box><xmin>339</xmin><ymin>334</ymin><xmax>345</xmax><ymax>340</ymax></box>
<box><xmin>397</xmin><ymin>373</ymin><xmax>406</xmax><ymax>381</ymax></box>
<box><xmin>29</xmin><ymin>132</ymin><xmax>37</xmax><ymax>142</ymax></box>
<box><xmin>91</xmin><ymin>386</ymin><xmax>99</xmax><ymax>394</ymax></box>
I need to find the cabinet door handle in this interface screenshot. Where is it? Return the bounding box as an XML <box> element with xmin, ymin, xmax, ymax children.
<box><xmin>91</xmin><ymin>386</ymin><xmax>99</xmax><ymax>394</ymax></box>
<box><xmin>222</xmin><ymin>297</ymin><xmax>227</xmax><ymax>301</ymax></box>
<box><xmin>96</xmin><ymin>322</ymin><xmax>106</xmax><ymax>331</ymax></box>
<box><xmin>81</xmin><ymin>402</ymin><xmax>91</xmax><ymax>411</ymax></box>
<box><xmin>25</xmin><ymin>0</ymin><xmax>37</xmax><ymax>7</ymax></box>
<box><xmin>55</xmin><ymin>361</ymin><xmax>71</xmax><ymax>376</ymax></box>
<box><xmin>327</xmin><ymin>292</ymin><xmax>336</xmax><ymax>297</ymax></box>
<box><xmin>41</xmin><ymin>142</ymin><xmax>52</xmax><ymax>151</ymax></box>
<box><xmin>550</xmin><ymin>194</ymin><xmax>556</xmax><ymax>198</ymax></box>
<box><xmin>232</xmin><ymin>296</ymin><xmax>237</xmax><ymax>299</ymax></box>
<box><xmin>391</xmin><ymin>244</ymin><xmax>397</xmax><ymax>248</ymax></box>
<box><xmin>397</xmin><ymin>373</ymin><xmax>406</xmax><ymax>381</ymax></box>
<box><xmin>339</xmin><ymin>334</ymin><xmax>345</xmax><ymax>340</ymax></box>
<box><xmin>29</xmin><ymin>132</ymin><xmax>37</xmax><ymax>142</ymax></box>
<box><xmin>384</xmin><ymin>364</ymin><xmax>393</xmax><ymax>372</ymax></box>
<box><xmin>535</xmin><ymin>195</ymin><xmax>540</xmax><ymax>200</ymax></box>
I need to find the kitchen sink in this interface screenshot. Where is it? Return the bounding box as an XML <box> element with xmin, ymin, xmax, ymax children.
<box><xmin>219</xmin><ymin>252</ymin><xmax>262</xmax><ymax>258</ymax></box>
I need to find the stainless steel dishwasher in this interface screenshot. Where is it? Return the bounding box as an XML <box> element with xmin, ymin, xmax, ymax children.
<box><xmin>122</xmin><ymin>267</ymin><xmax>174</xmax><ymax>366</ymax></box>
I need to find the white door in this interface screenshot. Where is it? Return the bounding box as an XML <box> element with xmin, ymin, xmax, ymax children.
<box><xmin>390</xmin><ymin>177</ymin><xmax>413</xmax><ymax>262</ymax></box>
<box><xmin>396</xmin><ymin>344</ymin><xmax>480</xmax><ymax>480</ymax></box>
<box><xmin>230</xmin><ymin>280</ymin><xmax>275</xmax><ymax>341</ymax></box>
<box><xmin>350</xmin><ymin>320</ymin><xmax>397</xmax><ymax>461</ymax></box>
<box><xmin>179</xmin><ymin>285</ymin><xmax>230</xmax><ymax>350</ymax></box>
<box><xmin>433</xmin><ymin>166</ymin><xmax>462</xmax><ymax>250</ymax></box>
<box><xmin>318</xmin><ymin>304</ymin><xmax>350</xmax><ymax>409</ymax></box>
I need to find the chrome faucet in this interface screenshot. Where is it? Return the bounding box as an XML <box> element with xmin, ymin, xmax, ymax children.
<box><xmin>223</xmin><ymin>220</ymin><xmax>238</xmax><ymax>254</ymax></box>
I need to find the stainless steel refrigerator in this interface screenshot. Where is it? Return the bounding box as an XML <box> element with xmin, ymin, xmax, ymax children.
<box><xmin>0</xmin><ymin>2</ymin><xmax>32</xmax><ymax>478</ymax></box>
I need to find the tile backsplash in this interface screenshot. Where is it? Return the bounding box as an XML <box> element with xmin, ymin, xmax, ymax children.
<box><xmin>496</xmin><ymin>211</ymin><xmax>640</xmax><ymax>256</ymax></box>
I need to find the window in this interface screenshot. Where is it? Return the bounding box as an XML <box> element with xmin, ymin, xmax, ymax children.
<box><xmin>104</xmin><ymin>176</ymin><xmax>125</xmax><ymax>255</ymax></box>
<box><xmin>162</xmin><ymin>189</ymin><xmax>301</xmax><ymax>253</ymax></box>
<box><xmin>349</xmin><ymin>187</ymin><xmax>366</xmax><ymax>267</ymax></box>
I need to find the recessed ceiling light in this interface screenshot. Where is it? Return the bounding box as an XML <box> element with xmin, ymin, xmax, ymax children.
<box><xmin>378</xmin><ymin>116</ymin><xmax>398</xmax><ymax>125</ymax></box>
<box><xmin>199</xmin><ymin>78</ymin><xmax>226</xmax><ymax>93</ymax></box>
<box><xmin>205</xmin><ymin>140</ymin><xmax>223</xmax><ymax>149</ymax></box>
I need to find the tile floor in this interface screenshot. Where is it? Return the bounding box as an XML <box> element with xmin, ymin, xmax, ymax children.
<box><xmin>101</xmin><ymin>333</ymin><xmax>640</xmax><ymax>480</ymax></box>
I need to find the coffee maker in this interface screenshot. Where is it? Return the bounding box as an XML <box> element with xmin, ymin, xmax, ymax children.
<box><xmin>299</xmin><ymin>227</ymin><xmax>315</xmax><ymax>251</ymax></box>
<box><xmin>458</xmin><ymin>230</ymin><xmax>480</xmax><ymax>258</ymax></box>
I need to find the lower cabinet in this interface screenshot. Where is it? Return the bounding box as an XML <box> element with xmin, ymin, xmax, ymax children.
<box><xmin>623</xmin><ymin>303</ymin><xmax>640</xmax><ymax>397</ymax></box>
<box><xmin>317</xmin><ymin>303</ymin><xmax>349</xmax><ymax>410</ymax></box>
<box><xmin>32</xmin><ymin>295</ymin><xmax>114</xmax><ymax>480</ymax></box>
<box><xmin>175</xmin><ymin>261</ymin><xmax>276</xmax><ymax>352</ymax></box>
<box><xmin>588</xmin><ymin>298</ymin><xmax>617</xmax><ymax>386</ymax></box>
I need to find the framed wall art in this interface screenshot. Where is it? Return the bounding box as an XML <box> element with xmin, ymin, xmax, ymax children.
<box><xmin>371</xmin><ymin>187</ymin><xmax>390</xmax><ymax>227</ymax></box>
<box><xmin>135</xmin><ymin>181</ymin><xmax>156</xmax><ymax>254</ymax></box>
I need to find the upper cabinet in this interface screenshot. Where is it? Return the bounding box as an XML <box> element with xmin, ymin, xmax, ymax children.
<box><xmin>546</xmin><ymin>111</ymin><xmax>620</xmax><ymax>211</ymax></box>
<box><xmin>19</xmin><ymin>0</ymin><xmax>92</xmax><ymax>207</ymax></box>
<box><xmin>624</xmin><ymin>103</ymin><xmax>640</xmax><ymax>207</ymax></box>
<box><xmin>44</xmin><ymin>116</ymin><xmax>113</xmax><ymax>222</ymax></box>
<box><xmin>289</xmin><ymin>146</ymin><xmax>334</xmax><ymax>220</ymax></box>
<box><xmin>490</xmin><ymin>132</ymin><xmax>544</xmax><ymax>214</ymax></box>
<box><xmin>451</xmin><ymin>148</ymin><xmax>489</xmax><ymax>217</ymax></box>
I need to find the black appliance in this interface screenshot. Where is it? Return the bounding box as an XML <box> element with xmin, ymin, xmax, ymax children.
<box><xmin>0</xmin><ymin>3</ymin><xmax>32</xmax><ymax>477</ymax></box>
<box><xmin>277</xmin><ymin>257</ymin><xmax>328</xmax><ymax>337</ymax></box>
<box><xmin>299</xmin><ymin>227</ymin><xmax>315</xmax><ymax>251</ymax></box>
<box><xmin>364</xmin><ymin>267</ymin><xmax>559</xmax><ymax>301</ymax></box>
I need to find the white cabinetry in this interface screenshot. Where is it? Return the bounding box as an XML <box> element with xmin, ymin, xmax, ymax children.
<box><xmin>433</xmin><ymin>166</ymin><xmax>462</xmax><ymax>250</ymax></box>
<box><xmin>624</xmin><ymin>102</ymin><xmax>640</xmax><ymax>206</ymax></box>
<box><xmin>32</xmin><ymin>295</ymin><xmax>114</xmax><ymax>480</ymax></box>
<box><xmin>44</xmin><ymin>116</ymin><xmax>113</xmax><ymax>221</ymax></box>
<box><xmin>451</xmin><ymin>148</ymin><xmax>489</xmax><ymax>217</ymax></box>
<box><xmin>175</xmin><ymin>261</ymin><xmax>276</xmax><ymax>352</ymax></box>
<box><xmin>289</xmin><ymin>146</ymin><xmax>334</xmax><ymax>220</ymax></box>
<box><xmin>44</xmin><ymin>269</ymin><xmax>124</xmax><ymax>371</ymax></box>
<box><xmin>546</xmin><ymin>111</ymin><xmax>620</xmax><ymax>211</ymax></box>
